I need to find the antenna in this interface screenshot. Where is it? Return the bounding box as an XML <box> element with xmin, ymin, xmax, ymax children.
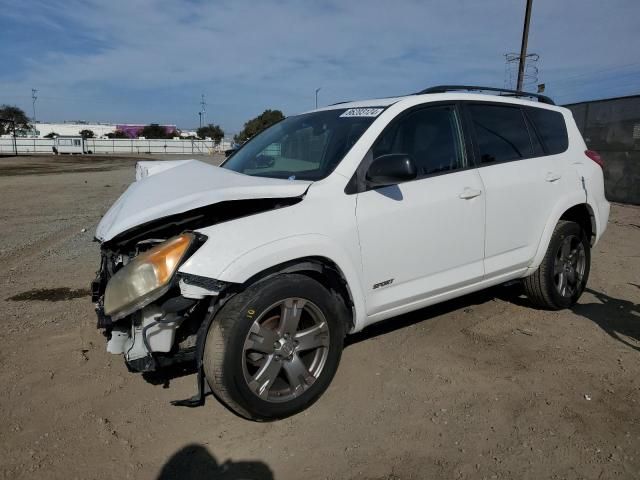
<box><xmin>200</xmin><ymin>94</ymin><xmax>207</xmax><ymax>128</ymax></box>
<box><xmin>504</xmin><ymin>53</ymin><xmax>539</xmax><ymax>90</ymax></box>
<box><xmin>31</xmin><ymin>88</ymin><xmax>38</xmax><ymax>124</ymax></box>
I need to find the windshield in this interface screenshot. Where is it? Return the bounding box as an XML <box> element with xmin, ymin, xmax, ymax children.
<box><xmin>222</xmin><ymin>109</ymin><xmax>380</xmax><ymax>181</ymax></box>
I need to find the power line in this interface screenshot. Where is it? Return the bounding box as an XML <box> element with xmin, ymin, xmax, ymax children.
<box><xmin>548</xmin><ymin>69</ymin><xmax>640</xmax><ymax>97</ymax></box>
<box><xmin>547</xmin><ymin>62</ymin><xmax>640</xmax><ymax>86</ymax></box>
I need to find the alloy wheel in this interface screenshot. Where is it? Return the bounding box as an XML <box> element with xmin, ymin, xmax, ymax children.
<box><xmin>553</xmin><ymin>234</ymin><xmax>586</xmax><ymax>298</ymax></box>
<box><xmin>241</xmin><ymin>298</ymin><xmax>330</xmax><ymax>403</ymax></box>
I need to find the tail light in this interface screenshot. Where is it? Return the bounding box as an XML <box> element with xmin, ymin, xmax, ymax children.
<box><xmin>585</xmin><ymin>150</ymin><xmax>604</xmax><ymax>168</ymax></box>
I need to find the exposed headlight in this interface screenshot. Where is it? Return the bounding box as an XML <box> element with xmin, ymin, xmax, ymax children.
<box><xmin>104</xmin><ymin>233</ymin><xmax>195</xmax><ymax>320</ymax></box>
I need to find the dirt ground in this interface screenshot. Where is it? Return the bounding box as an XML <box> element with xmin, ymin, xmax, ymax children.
<box><xmin>0</xmin><ymin>154</ymin><xmax>638</xmax><ymax>480</ymax></box>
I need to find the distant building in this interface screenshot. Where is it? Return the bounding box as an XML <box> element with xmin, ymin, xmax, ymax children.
<box><xmin>116</xmin><ymin>124</ymin><xmax>177</xmax><ymax>138</ymax></box>
<box><xmin>26</xmin><ymin>122</ymin><xmax>177</xmax><ymax>138</ymax></box>
<box><xmin>31</xmin><ymin>122</ymin><xmax>116</xmax><ymax>138</ymax></box>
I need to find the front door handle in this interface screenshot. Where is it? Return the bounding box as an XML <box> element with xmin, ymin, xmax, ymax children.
<box><xmin>459</xmin><ymin>188</ymin><xmax>482</xmax><ymax>200</ymax></box>
<box><xmin>545</xmin><ymin>172</ymin><xmax>562</xmax><ymax>182</ymax></box>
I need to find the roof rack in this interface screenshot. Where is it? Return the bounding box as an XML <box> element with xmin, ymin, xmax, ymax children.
<box><xmin>415</xmin><ymin>85</ymin><xmax>555</xmax><ymax>105</ymax></box>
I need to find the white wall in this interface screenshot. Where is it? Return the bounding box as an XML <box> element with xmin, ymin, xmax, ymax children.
<box><xmin>0</xmin><ymin>137</ymin><xmax>232</xmax><ymax>155</ymax></box>
<box><xmin>33</xmin><ymin>122</ymin><xmax>116</xmax><ymax>138</ymax></box>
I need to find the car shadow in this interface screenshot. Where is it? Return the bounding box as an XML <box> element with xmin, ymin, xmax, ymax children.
<box><xmin>347</xmin><ymin>283</ymin><xmax>640</xmax><ymax>355</ymax></box>
<box><xmin>143</xmin><ymin>283</ymin><xmax>640</xmax><ymax>387</ymax></box>
<box><xmin>572</xmin><ymin>286</ymin><xmax>640</xmax><ymax>352</ymax></box>
<box><xmin>157</xmin><ymin>444</ymin><xmax>274</xmax><ymax>480</ymax></box>
<box><xmin>345</xmin><ymin>285</ymin><xmax>516</xmax><ymax>347</ymax></box>
<box><xmin>142</xmin><ymin>362</ymin><xmax>197</xmax><ymax>388</ymax></box>
<box><xmin>145</xmin><ymin>287</ymin><xmax>512</xmax><ymax>386</ymax></box>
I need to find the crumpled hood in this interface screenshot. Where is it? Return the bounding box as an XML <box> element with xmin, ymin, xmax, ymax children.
<box><xmin>96</xmin><ymin>160</ymin><xmax>311</xmax><ymax>242</ymax></box>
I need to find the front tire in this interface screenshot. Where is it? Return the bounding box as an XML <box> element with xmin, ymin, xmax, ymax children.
<box><xmin>203</xmin><ymin>273</ymin><xmax>347</xmax><ymax>420</ymax></box>
<box><xmin>523</xmin><ymin>220</ymin><xmax>590</xmax><ymax>309</ymax></box>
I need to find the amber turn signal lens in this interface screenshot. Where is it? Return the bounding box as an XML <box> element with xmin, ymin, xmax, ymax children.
<box><xmin>139</xmin><ymin>233</ymin><xmax>194</xmax><ymax>285</ymax></box>
<box><xmin>104</xmin><ymin>233</ymin><xmax>195</xmax><ymax>320</ymax></box>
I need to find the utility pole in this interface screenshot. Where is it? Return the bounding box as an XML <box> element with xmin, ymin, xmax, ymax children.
<box><xmin>516</xmin><ymin>0</ymin><xmax>533</xmax><ymax>91</ymax></box>
<box><xmin>315</xmin><ymin>87</ymin><xmax>321</xmax><ymax>109</ymax></box>
<box><xmin>200</xmin><ymin>94</ymin><xmax>207</xmax><ymax>127</ymax></box>
<box><xmin>31</xmin><ymin>88</ymin><xmax>38</xmax><ymax>124</ymax></box>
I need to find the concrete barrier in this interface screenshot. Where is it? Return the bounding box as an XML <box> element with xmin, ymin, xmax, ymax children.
<box><xmin>600</xmin><ymin>150</ymin><xmax>640</xmax><ymax>205</ymax></box>
<box><xmin>566</xmin><ymin>95</ymin><xmax>640</xmax><ymax>205</ymax></box>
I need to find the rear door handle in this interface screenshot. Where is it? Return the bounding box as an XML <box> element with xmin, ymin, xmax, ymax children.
<box><xmin>545</xmin><ymin>172</ymin><xmax>562</xmax><ymax>182</ymax></box>
<box><xmin>459</xmin><ymin>188</ymin><xmax>482</xmax><ymax>200</ymax></box>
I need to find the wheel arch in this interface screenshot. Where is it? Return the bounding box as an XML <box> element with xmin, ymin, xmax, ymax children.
<box><xmin>529</xmin><ymin>197</ymin><xmax>596</xmax><ymax>272</ymax></box>
<box><xmin>559</xmin><ymin>203</ymin><xmax>595</xmax><ymax>245</ymax></box>
<box><xmin>241</xmin><ymin>256</ymin><xmax>357</xmax><ymax>332</ymax></box>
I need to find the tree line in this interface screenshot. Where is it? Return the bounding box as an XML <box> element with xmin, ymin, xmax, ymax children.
<box><xmin>1</xmin><ymin>104</ymin><xmax>285</xmax><ymax>145</ymax></box>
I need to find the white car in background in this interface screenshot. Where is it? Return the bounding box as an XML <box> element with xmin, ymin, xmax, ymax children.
<box><xmin>92</xmin><ymin>85</ymin><xmax>609</xmax><ymax>420</ymax></box>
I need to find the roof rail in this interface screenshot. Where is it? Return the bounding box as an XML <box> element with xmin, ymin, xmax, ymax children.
<box><xmin>416</xmin><ymin>85</ymin><xmax>555</xmax><ymax>105</ymax></box>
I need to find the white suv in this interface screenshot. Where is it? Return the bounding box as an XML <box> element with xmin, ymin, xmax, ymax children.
<box><xmin>92</xmin><ymin>85</ymin><xmax>610</xmax><ymax>420</ymax></box>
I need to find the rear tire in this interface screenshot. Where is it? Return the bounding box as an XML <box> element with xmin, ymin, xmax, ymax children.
<box><xmin>523</xmin><ymin>220</ymin><xmax>590</xmax><ymax>309</ymax></box>
<box><xmin>203</xmin><ymin>273</ymin><xmax>347</xmax><ymax>420</ymax></box>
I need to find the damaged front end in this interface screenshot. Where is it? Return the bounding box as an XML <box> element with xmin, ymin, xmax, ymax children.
<box><xmin>91</xmin><ymin>160</ymin><xmax>309</xmax><ymax>405</ymax></box>
<box><xmin>92</xmin><ymin>194</ymin><xmax>302</xmax><ymax>375</ymax></box>
<box><xmin>92</xmin><ymin>231</ymin><xmax>222</xmax><ymax>373</ymax></box>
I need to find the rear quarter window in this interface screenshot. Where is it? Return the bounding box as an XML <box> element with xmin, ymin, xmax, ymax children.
<box><xmin>468</xmin><ymin>104</ymin><xmax>533</xmax><ymax>163</ymax></box>
<box><xmin>526</xmin><ymin>107</ymin><xmax>569</xmax><ymax>154</ymax></box>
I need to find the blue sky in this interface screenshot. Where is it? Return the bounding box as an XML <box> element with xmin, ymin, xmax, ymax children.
<box><xmin>1</xmin><ymin>0</ymin><xmax>639</xmax><ymax>134</ymax></box>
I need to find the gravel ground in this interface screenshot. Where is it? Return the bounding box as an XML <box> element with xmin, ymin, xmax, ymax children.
<box><xmin>0</xmin><ymin>155</ymin><xmax>638</xmax><ymax>480</ymax></box>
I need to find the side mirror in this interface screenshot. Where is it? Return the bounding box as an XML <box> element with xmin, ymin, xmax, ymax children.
<box><xmin>365</xmin><ymin>153</ymin><xmax>417</xmax><ymax>187</ymax></box>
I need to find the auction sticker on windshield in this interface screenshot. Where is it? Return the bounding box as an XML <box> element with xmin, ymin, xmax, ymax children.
<box><xmin>340</xmin><ymin>108</ymin><xmax>384</xmax><ymax>118</ymax></box>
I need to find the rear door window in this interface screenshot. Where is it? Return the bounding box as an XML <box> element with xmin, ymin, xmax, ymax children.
<box><xmin>526</xmin><ymin>107</ymin><xmax>569</xmax><ymax>154</ymax></box>
<box><xmin>468</xmin><ymin>104</ymin><xmax>533</xmax><ymax>164</ymax></box>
